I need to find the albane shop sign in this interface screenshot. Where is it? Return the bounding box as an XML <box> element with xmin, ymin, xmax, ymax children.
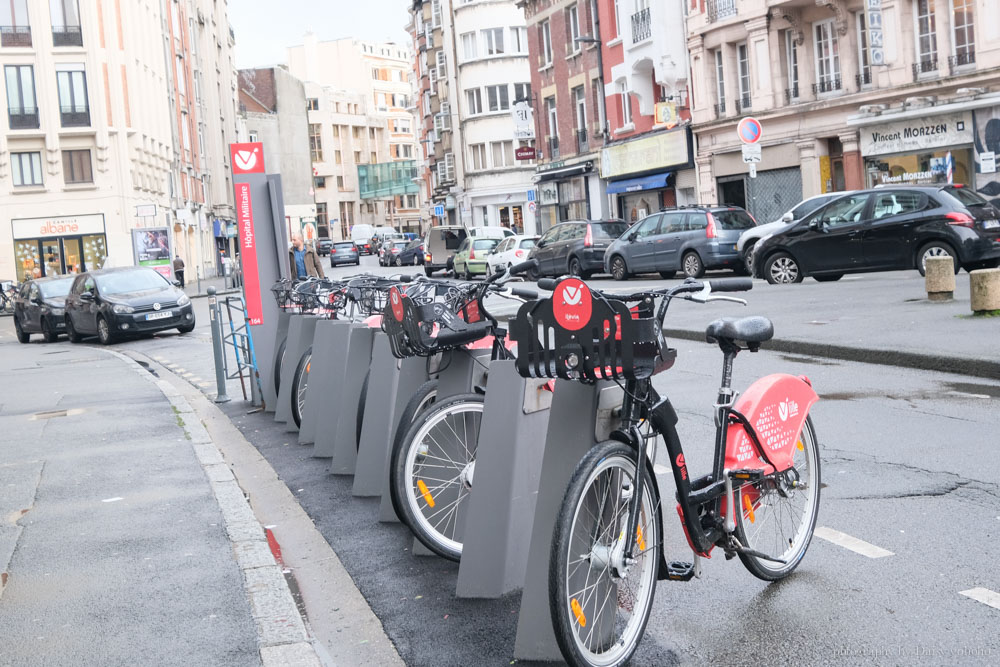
<box><xmin>860</xmin><ymin>111</ymin><xmax>973</xmax><ymax>156</ymax></box>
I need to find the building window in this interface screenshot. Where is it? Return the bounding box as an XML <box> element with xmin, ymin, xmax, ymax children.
<box><xmin>306</xmin><ymin>98</ymin><xmax>319</xmax><ymax>111</ymax></box>
<box><xmin>714</xmin><ymin>50</ymin><xmax>725</xmax><ymax>111</ymax></box>
<box><xmin>309</xmin><ymin>123</ymin><xmax>323</xmax><ymax>161</ymax></box>
<box><xmin>371</xmin><ymin>67</ymin><xmax>380</xmax><ymax>80</ymax></box>
<box><xmin>619</xmin><ymin>83</ymin><xmax>632</xmax><ymax>127</ymax></box>
<box><xmin>915</xmin><ymin>0</ymin><xmax>937</xmax><ymax>72</ymax></box>
<box><xmin>814</xmin><ymin>19</ymin><xmax>841</xmax><ymax>92</ymax></box>
<box><xmin>540</xmin><ymin>20</ymin><xmax>552</xmax><ymax>66</ymax></box>
<box><xmin>435</xmin><ymin>50</ymin><xmax>447</xmax><ymax>77</ymax></box>
<box><xmin>339</xmin><ymin>201</ymin><xmax>353</xmax><ymax>227</ymax></box>
<box><xmin>466</xmin><ymin>87</ymin><xmax>483</xmax><ymax>115</ymax></box>
<box><xmin>334</xmin><ymin>150</ymin><xmax>342</xmax><ymax>164</ymax></box>
<box><xmin>481</xmin><ymin>27</ymin><xmax>504</xmax><ymax>56</ymax></box>
<box><xmin>485</xmin><ymin>84</ymin><xmax>509</xmax><ymax>112</ymax></box>
<box><xmin>614</xmin><ymin>0</ymin><xmax>621</xmax><ymax>39</ymax></box>
<box><xmin>314</xmin><ymin>176</ymin><xmax>326</xmax><ymax>189</ymax></box>
<box><xmin>513</xmin><ymin>82</ymin><xmax>531</xmax><ymax>103</ymax></box>
<box><xmin>470</xmin><ymin>143</ymin><xmax>487</xmax><ymax>170</ymax></box>
<box><xmin>736</xmin><ymin>43</ymin><xmax>750</xmax><ymax>110</ymax></box>
<box><xmin>566</xmin><ymin>3</ymin><xmax>580</xmax><ymax>51</ymax></box>
<box><xmin>50</xmin><ymin>0</ymin><xmax>82</xmax><ymax>46</ymax></box>
<box><xmin>490</xmin><ymin>141</ymin><xmax>514</xmax><ymax>168</ymax></box>
<box><xmin>56</xmin><ymin>65</ymin><xmax>90</xmax><ymax>127</ymax></box>
<box><xmin>334</xmin><ymin>175</ymin><xmax>343</xmax><ymax>189</ymax></box>
<box><xmin>461</xmin><ymin>31</ymin><xmax>477</xmax><ymax>60</ymax></box>
<box><xmin>61</xmin><ymin>149</ymin><xmax>92</xmax><ymax>184</ymax></box>
<box><xmin>511</xmin><ymin>26</ymin><xmax>527</xmax><ymax>53</ymax></box>
<box><xmin>11</xmin><ymin>151</ymin><xmax>43</xmax><ymax>186</ymax></box>
<box><xmin>856</xmin><ymin>14</ymin><xmax>871</xmax><ymax>87</ymax></box>
<box><xmin>591</xmin><ymin>78</ymin><xmax>603</xmax><ymax>133</ymax></box>
<box><xmin>407</xmin><ymin>194</ymin><xmax>417</xmax><ymax>208</ymax></box>
<box><xmin>316</xmin><ymin>201</ymin><xmax>328</xmax><ymax>230</ymax></box>
<box><xmin>952</xmin><ymin>0</ymin><xmax>975</xmax><ymax>67</ymax></box>
<box><xmin>248</xmin><ymin>131</ymin><xmax>258</xmax><ymax>142</ymax></box>
<box><xmin>354</xmin><ymin>150</ymin><xmax>362</xmax><ymax>163</ymax></box>
<box><xmin>573</xmin><ymin>85</ymin><xmax>587</xmax><ymax>152</ymax></box>
<box><xmin>175</xmin><ymin>55</ymin><xmax>186</xmax><ymax>97</ymax></box>
<box><xmin>1</xmin><ymin>1</ymin><xmax>31</xmax><ymax>48</ymax></box>
<box><xmin>784</xmin><ymin>31</ymin><xmax>799</xmax><ymax>100</ymax></box>
<box><xmin>370</xmin><ymin>151</ymin><xmax>376</xmax><ymax>163</ymax></box>
<box><xmin>589</xmin><ymin>0</ymin><xmax>599</xmax><ymax>39</ymax></box>
<box><xmin>4</xmin><ymin>64</ymin><xmax>38</xmax><ymax>129</ymax></box>
<box><xmin>545</xmin><ymin>96</ymin><xmax>558</xmax><ymax>157</ymax></box>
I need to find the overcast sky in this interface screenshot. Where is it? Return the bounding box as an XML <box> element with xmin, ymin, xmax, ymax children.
<box><xmin>229</xmin><ymin>0</ymin><xmax>412</xmax><ymax>68</ymax></box>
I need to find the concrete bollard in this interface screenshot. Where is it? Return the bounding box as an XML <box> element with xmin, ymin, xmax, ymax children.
<box><xmin>924</xmin><ymin>256</ymin><xmax>955</xmax><ymax>301</ymax></box>
<box><xmin>970</xmin><ymin>268</ymin><xmax>1000</xmax><ymax>312</ymax></box>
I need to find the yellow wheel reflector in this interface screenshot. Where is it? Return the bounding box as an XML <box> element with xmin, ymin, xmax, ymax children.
<box><xmin>637</xmin><ymin>525</ymin><xmax>646</xmax><ymax>552</ymax></box>
<box><xmin>416</xmin><ymin>480</ymin><xmax>435</xmax><ymax>508</ymax></box>
<box><xmin>571</xmin><ymin>598</ymin><xmax>587</xmax><ymax>627</ymax></box>
<box><xmin>743</xmin><ymin>494</ymin><xmax>756</xmax><ymax>523</ymax></box>
<box><xmin>306</xmin><ymin>361</ymin><xmax>311</xmax><ymax>374</ymax></box>
<box><xmin>797</xmin><ymin>439</ymin><xmax>804</xmax><ymax>451</ymax></box>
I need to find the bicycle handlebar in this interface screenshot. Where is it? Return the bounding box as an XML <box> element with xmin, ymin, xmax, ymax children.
<box><xmin>509</xmin><ymin>259</ymin><xmax>537</xmax><ymax>277</ymax></box>
<box><xmin>707</xmin><ymin>277</ymin><xmax>753</xmax><ymax>293</ymax></box>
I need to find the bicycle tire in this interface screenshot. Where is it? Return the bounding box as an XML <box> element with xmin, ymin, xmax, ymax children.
<box><xmin>273</xmin><ymin>336</ymin><xmax>287</xmax><ymax>395</ymax></box>
<box><xmin>291</xmin><ymin>347</ymin><xmax>312</xmax><ymax>429</ymax></box>
<box><xmin>734</xmin><ymin>415</ymin><xmax>821</xmax><ymax>581</ymax></box>
<box><xmin>390</xmin><ymin>393</ymin><xmax>484</xmax><ymax>561</ymax></box>
<box><xmin>550</xmin><ymin>441</ymin><xmax>660</xmax><ymax>667</ymax></box>
<box><xmin>355</xmin><ymin>368</ymin><xmax>370</xmax><ymax>451</ymax></box>
<box><xmin>391</xmin><ymin>379</ymin><xmax>439</xmax><ymax>457</ymax></box>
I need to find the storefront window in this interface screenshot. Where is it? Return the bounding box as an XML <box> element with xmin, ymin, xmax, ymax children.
<box><xmin>63</xmin><ymin>237</ymin><xmax>83</xmax><ymax>274</ymax></box>
<box><xmin>622</xmin><ymin>193</ymin><xmax>659</xmax><ymax>223</ymax></box>
<box><xmin>41</xmin><ymin>239</ymin><xmax>62</xmax><ymax>277</ymax></box>
<box><xmin>14</xmin><ymin>240</ymin><xmax>40</xmax><ymax>281</ymax></box>
<box><xmin>82</xmin><ymin>234</ymin><xmax>107</xmax><ymax>270</ymax></box>
<box><xmin>865</xmin><ymin>147</ymin><xmax>972</xmax><ymax>187</ymax></box>
<box><xmin>538</xmin><ymin>205</ymin><xmax>559</xmax><ymax>233</ymax></box>
<box><xmin>557</xmin><ymin>176</ymin><xmax>588</xmax><ymax>221</ymax></box>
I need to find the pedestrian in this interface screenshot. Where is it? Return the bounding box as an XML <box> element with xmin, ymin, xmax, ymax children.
<box><xmin>288</xmin><ymin>232</ymin><xmax>325</xmax><ymax>279</ymax></box>
<box><xmin>172</xmin><ymin>254</ymin><xmax>186</xmax><ymax>286</ymax></box>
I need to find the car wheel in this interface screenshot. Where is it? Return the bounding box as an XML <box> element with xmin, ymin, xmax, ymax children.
<box><xmin>395</xmin><ymin>256</ymin><xmax>403</xmax><ymax>267</ymax></box>
<box><xmin>42</xmin><ymin>317</ymin><xmax>58</xmax><ymax>343</ymax></box>
<box><xmin>658</xmin><ymin>271</ymin><xmax>676</xmax><ymax>280</ymax></box>
<box><xmin>66</xmin><ymin>316</ymin><xmax>82</xmax><ymax>343</ymax></box>
<box><xmin>742</xmin><ymin>241</ymin><xmax>757</xmax><ymax>274</ymax></box>
<box><xmin>177</xmin><ymin>323</ymin><xmax>195</xmax><ymax>334</ymax></box>
<box><xmin>413</xmin><ymin>255</ymin><xmax>420</xmax><ymax>266</ymax></box>
<box><xmin>814</xmin><ymin>274</ymin><xmax>844</xmax><ymax>283</ymax></box>
<box><xmin>916</xmin><ymin>242</ymin><xmax>959</xmax><ymax>277</ymax></box>
<box><xmin>527</xmin><ymin>263</ymin><xmax>541</xmax><ymax>281</ymax></box>
<box><xmin>464</xmin><ymin>265</ymin><xmax>473</xmax><ymax>281</ymax></box>
<box><xmin>764</xmin><ymin>252</ymin><xmax>804</xmax><ymax>285</ymax></box>
<box><xmin>682</xmin><ymin>252</ymin><xmax>705</xmax><ymax>279</ymax></box>
<box><xmin>97</xmin><ymin>316</ymin><xmax>115</xmax><ymax>345</ymax></box>
<box><xmin>568</xmin><ymin>256</ymin><xmax>583</xmax><ymax>277</ymax></box>
<box><xmin>14</xmin><ymin>316</ymin><xmax>30</xmax><ymax>344</ymax></box>
<box><xmin>610</xmin><ymin>256</ymin><xmax>630</xmax><ymax>281</ymax></box>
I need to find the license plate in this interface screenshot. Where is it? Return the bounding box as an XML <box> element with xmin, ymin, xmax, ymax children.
<box><xmin>146</xmin><ymin>311</ymin><xmax>173</xmax><ymax>321</ymax></box>
<box><xmin>983</xmin><ymin>219</ymin><xmax>999</xmax><ymax>229</ymax></box>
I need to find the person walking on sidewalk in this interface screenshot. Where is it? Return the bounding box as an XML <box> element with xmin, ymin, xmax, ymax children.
<box><xmin>173</xmin><ymin>255</ymin><xmax>186</xmax><ymax>287</ymax></box>
<box><xmin>289</xmin><ymin>233</ymin><xmax>325</xmax><ymax>280</ymax></box>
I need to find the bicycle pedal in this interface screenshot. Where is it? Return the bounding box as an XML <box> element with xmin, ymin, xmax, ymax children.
<box><xmin>728</xmin><ymin>469</ymin><xmax>765</xmax><ymax>483</ymax></box>
<box><xmin>665</xmin><ymin>561</ymin><xmax>697</xmax><ymax>581</ymax></box>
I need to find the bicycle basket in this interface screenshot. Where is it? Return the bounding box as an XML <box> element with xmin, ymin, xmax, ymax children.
<box><xmin>509</xmin><ymin>277</ymin><xmax>672</xmax><ymax>382</ymax></box>
<box><xmin>382</xmin><ymin>285</ymin><xmax>492</xmax><ymax>358</ymax></box>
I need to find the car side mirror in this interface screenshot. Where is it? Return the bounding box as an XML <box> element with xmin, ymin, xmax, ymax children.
<box><xmin>628</xmin><ymin>232</ymin><xmax>638</xmax><ymax>242</ymax></box>
<box><xmin>80</xmin><ymin>291</ymin><xmax>94</xmax><ymax>301</ymax></box>
<box><xmin>536</xmin><ymin>240</ymin><xmax>546</xmax><ymax>248</ymax></box>
<box><xmin>172</xmin><ymin>280</ymin><xmax>182</xmax><ymax>287</ymax></box>
<box><xmin>32</xmin><ymin>296</ymin><xmax>44</xmax><ymax>305</ymax></box>
<box><xmin>782</xmin><ymin>212</ymin><xmax>794</xmax><ymax>222</ymax></box>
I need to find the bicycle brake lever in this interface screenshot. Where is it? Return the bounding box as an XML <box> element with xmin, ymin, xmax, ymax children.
<box><xmin>705</xmin><ymin>295</ymin><xmax>748</xmax><ymax>306</ymax></box>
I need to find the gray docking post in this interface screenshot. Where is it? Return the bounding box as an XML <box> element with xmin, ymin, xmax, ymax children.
<box><xmin>274</xmin><ymin>315</ymin><xmax>319</xmax><ymax>427</ymax></box>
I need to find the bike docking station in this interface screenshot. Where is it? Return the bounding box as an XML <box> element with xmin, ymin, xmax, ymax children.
<box><xmin>298</xmin><ymin>318</ymin><xmax>352</xmax><ymax>448</ymax></box>
<box><xmin>454</xmin><ymin>359</ymin><xmax>553</xmax><ymax>597</ymax></box>
<box><xmin>264</xmin><ymin>312</ymin><xmax>291</xmax><ymax>412</ymax></box>
<box><xmin>274</xmin><ymin>314</ymin><xmax>319</xmax><ymax>427</ymax></box>
<box><xmin>324</xmin><ymin>321</ymin><xmax>376</xmax><ymax>470</ymax></box>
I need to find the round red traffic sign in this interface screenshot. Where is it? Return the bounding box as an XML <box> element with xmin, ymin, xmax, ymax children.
<box><xmin>737</xmin><ymin>117</ymin><xmax>763</xmax><ymax>144</ymax></box>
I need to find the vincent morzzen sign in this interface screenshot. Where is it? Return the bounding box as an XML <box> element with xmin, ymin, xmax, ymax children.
<box><xmin>860</xmin><ymin>111</ymin><xmax>973</xmax><ymax>156</ymax></box>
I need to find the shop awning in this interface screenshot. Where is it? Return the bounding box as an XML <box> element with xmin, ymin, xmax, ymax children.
<box><xmin>605</xmin><ymin>172</ymin><xmax>673</xmax><ymax>194</ymax></box>
<box><xmin>534</xmin><ymin>161</ymin><xmax>594</xmax><ymax>183</ymax></box>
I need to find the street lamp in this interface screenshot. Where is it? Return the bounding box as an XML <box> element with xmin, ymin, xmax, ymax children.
<box><xmin>575</xmin><ymin>35</ymin><xmax>609</xmax><ymax>144</ymax></box>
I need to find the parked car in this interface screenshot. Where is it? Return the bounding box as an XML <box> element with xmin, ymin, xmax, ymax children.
<box><xmin>395</xmin><ymin>238</ymin><xmax>425</xmax><ymax>267</ymax></box>
<box><xmin>379</xmin><ymin>240</ymin><xmax>410</xmax><ymax>266</ymax></box>
<box><xmin>453</xmin><ymin>237</ymin><xmax>502</xmax><ymax>279</ymax></box>
<box><xmin>64</xmin><ymin>267</ymin><xmax>195</xmax><ymax>344</ymax></box>
<box><xmin>316</xmin><ymin>238</ymin><xmax>334</xmax><ymax>257</ymax></box>
<box><xmin>752</xmin><ymin>185</ymin><xmax>1000</xmax><ymax>285</ymax></box>
<box><xmin>604</xmin><ymin>206</ymin><xmax>754</xmax><ymax>280</ymax></box>
<box><xmin>529</xmin><ymin>220</ymin><xmax>628</xmax><ymax>279</ymax></box>
<box><xmin>351</xmin><ymin>224</ymin><xmax>376</xmax><ymax>255</ymax></box>
<box><xmin>423</xmin><ymin>225</ymin><xmax>469</xmax><ymax>276</ymax></box>
<box><xmin>12</xmin><ymin>276</ymin><xmax>75</xmax><ymax>343</ymax></box>
<box><xmin>486</xmin><ymin>235</ymin><xmax>539</xmax><ymax>275</ymax></box>
<box><xmin>329</xmin><ymin>241</ymin><xmax>360</xmax><ymax>266</ymax></box>
<box><xmin>737</xmin><ymin>192</ymin><xmax>853</xmax><ymax>273</ymax></box>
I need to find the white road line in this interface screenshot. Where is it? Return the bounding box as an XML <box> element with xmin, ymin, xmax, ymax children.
<box><xmin>814</xmin><ymin>526</ymin><xmax>894</xmax><ymax>558</ymax></box>
<box><xmin>960</xmin><ymin>587</ymin><xmax>1000</xmax><ymax>610</ymax></box>
<box><xmin>189</xmin><ymin>376</ymin><xmax>203</xmax><ymax>383</ymax></box>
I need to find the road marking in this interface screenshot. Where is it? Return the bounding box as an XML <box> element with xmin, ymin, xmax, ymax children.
<box><xmin>102</xmin><ymin>497</ymin><xmax>123</xmax><ymax>503</ymax></box>
<box><xmin>189</xmin><ymin>376</ymin><xmax>203</xmax><ymax>383</ymax></box>
<box><xmin>960</xmin><ymin>587</ymin><xmax>1000</xmax><ymax>610</ymax></box>
<box><xmin>814</xmin><ymin>526</ymin><xmax>894</xmax><ymax>558</ymax></box>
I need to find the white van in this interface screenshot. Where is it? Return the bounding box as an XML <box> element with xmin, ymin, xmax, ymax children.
<box><xmin>351</xmin><ymin>224</ymin><xmax>376</xmax><ymax>255</ymax></box>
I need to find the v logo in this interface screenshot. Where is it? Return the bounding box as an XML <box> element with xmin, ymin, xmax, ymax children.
<box><xmin>234</xmin><ymin>149</ymin><xmax>258</xmax><ymax>171</ymax></box>
<box><xmin>563</xmin><ymin>285</ymin><xmax>582</xmax><ymax>305</ymax></box>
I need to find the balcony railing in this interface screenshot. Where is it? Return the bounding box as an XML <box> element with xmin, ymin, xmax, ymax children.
<box><xmin>735</xmin><ymin>95</ymin><xmax>751</xmax><ymax>115</ymax></box>
<box><xmin>576</xmin><ymin>128</ymin><xmax>588</xmax><ymax>153</ymax></box>
<box><xmin>52</xmin><ymin>25</ymin><xmax>83</xmax><ymax>47</ymax></box>
<box><xmin>713</xmin><ymin>101</ymin><xmax>726</xmax><ymax>118</ymax></box>
<box><xmin>912</xmin><ymin>58</ymin><xmax>938</xmax><ymax>80</ymax></box>
<box><xmin>784</xmin><ymin>86</ymin><xmax>799</xmax><ymax>103</ymax></box>
<box><xmin>631</xmin><ymin>7</ymin><xmax>651</xmax><ymax>44</ymax></box>
<box><xmin>812</xmin><ymin>77</ymin><xmax>842</xmax><ymax>95</ymax></box>
<box><xmin>548</xmin><ymin>136</ymin><xmax>559</xmax><ymax>159</ymax></box>
<box><xmin>8</xmin><ymin>106</ymin><xmax>39</xmax><ymax>129</ymax></box>
<box><xmin>0</xmin><ymin>25</ymin><xmax>32</xmax><ymax>47</ymax></box>
<box><xmin>60</xmin><ymin>106</ymin><xmax>90</xmax><ymax>127</ymax></box>
<box><xmin>948</xmin><ymin>51</ymin><xmax>976</xmax><ymax>73</ymax></box>
<box><xmin>706</xmin><ymin>0</ymin><xmax>737</xmax><ymax>23</ymax></box>
<box><xmin>856</xmin><ymin>71</ymin><xmax>872</xmax><ymax>88</ymax></box>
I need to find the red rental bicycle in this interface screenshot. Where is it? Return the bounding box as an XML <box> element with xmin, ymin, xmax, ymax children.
<box><xmin>509</xmin><ymin>275</ymin><xmax>821</xmax><ymax>667</ymax></box>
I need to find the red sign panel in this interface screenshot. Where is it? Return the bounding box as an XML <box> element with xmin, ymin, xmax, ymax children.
<box><xmin>230</xmin><ymin>142</ymin><xmax>265</xmax><ymax>174</ymax></box>
<box><xmin>552</xmin><ymin>278</ymin><xmax>591</xmax><ymax>331</ymax></box>
<box><xmin>235</xmin><ymin>182</ymin><xmax>264</xmax><ymax>325</ymax></box>
<box><xmin>515</xmin><ymin>146</ymin><xmax>537</xmax><ymax>161</ymax></box>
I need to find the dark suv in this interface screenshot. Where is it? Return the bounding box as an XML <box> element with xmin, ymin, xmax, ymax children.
<box><xmin>604</xmin><ymin>206</ymin><xmax>756</xmax><ymax>280</ymax></box>
<box><xmin>752</xmin><ymin>185</ymin><xmax>1000</xmax><ymax>284</ymax></box>
<box><xmin>527</xmin><ymin>219</ymin><xmax>628</xmax><ymax>278</ymax></box>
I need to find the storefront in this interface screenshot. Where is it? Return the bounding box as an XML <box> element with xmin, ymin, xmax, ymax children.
<box><xmin>11</xmin><ymin>214</ymin><xmax>108</xmax><ymax>281</ymax></box>
<box><xmin>602</xmin><ymin>127</ymin><xmax>694</xmax><ymax>222</ymax></box>
<box><xmin>534</xmin><ymin>160</ymin><xmax>599</xmax><ymax>233</ymax></box>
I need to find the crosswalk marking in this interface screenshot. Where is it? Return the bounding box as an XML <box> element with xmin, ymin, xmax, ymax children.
<box><xmin>814</xmin><ymin>526</ymin><xmax>894</xmax><ymax>558</ymax></box>
<box><xmin>960</xmin><ymin>587</ymin><xmax>1000</xmax><ymax>610</ymax></box>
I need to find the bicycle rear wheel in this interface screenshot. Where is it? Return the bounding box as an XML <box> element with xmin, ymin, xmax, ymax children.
<box><xmin>550</xmin><ymin>441</ymin><xmax>660</xmax><ymax>667</ymax></box>
<box><xmin>734</xmin><ymin>415</ymin><xmax>821</xmax><ymax>581</ymax></box>
<box><xmin>273</xmin><ymin>336</ymin><xmax>288</xmax><ymax>395</ymax></box>
<box><xmin>390</xmin><ymin>393</ymin><xmax>484</xmax><ymax>561</ymax></box>
<box><xmin>291</xmin><ymin>347</ymin><xmax>312</xmax><ymax>428</ymax></box>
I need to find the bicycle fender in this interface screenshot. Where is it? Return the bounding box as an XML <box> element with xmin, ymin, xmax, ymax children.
<box><xmin>725</xmin><ymin>374</ymin><xmax>818</xmax><ymax>474</ymax></box>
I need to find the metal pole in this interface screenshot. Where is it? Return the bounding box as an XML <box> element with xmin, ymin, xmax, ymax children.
<box><xmin>208</xmin><ymin>287</ymin><xmax>231</xmax><ymax>403</ymax></box>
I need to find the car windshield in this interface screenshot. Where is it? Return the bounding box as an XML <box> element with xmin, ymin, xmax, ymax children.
<box><xmin>40</xmin><ymin>277</ymin><xmax>75</xmax><ymax>298</ymax></box>
<box><xmin>335</xmin><ymin>242</ymin><xmax>354</xmax><ymax>249</ymax></box>
<box><xmin>712</xmin><ymin>209</ymin><xmax>756</xmax><ymax>230</ymax></box>
<box><xmin>95</xmin><ymin>269</ymin><xmax>169</xmax><ymax>295</ymax></box>
<box><xmin>593</xmin><ymin>222</ymin><xmax>628</xmax><ymax>239</ymax></box>
<box><xmin>438</xmin><ymin>229</ymin><xmax>466</xmax><ymax>249</ymax></box>
<box><xmin>473</xmin><ymin>239</ymin><xmax>499</xmax><ymax>250</ymax></box>
<box><xmin>945</xmin><ymin>186</ymin><xmax>988</xmax><ymax>207</ymax></box>
<box><xmin>518</xmin><ymin>238</ymin><xmax>537</xmax><ymax>249</ymax></box>
<box><xmin>790</xmin><ymin>196</ymin><xmax>833</xmax><ymax>220</ymax></box>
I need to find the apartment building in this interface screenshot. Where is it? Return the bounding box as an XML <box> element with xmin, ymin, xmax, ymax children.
<box><xmin>287</xmin><ymin>35</ymin><xmax>422</xmax><ymax>234</ymax></box>
<box><xmin>688</xmin><ymin>0</ymin><xmax>1000</xmax><ymax>224</ymax></box>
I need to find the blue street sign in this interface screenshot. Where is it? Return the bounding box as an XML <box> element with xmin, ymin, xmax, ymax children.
<box><xmin>527</xmin><ymin>190</ymin><xmax>536</xmax><ymax>202</ymax></box>
<box><xmin>434</xmin><ymin>205</ymin><xmax>445</xmax><ymax>217</ymax></box>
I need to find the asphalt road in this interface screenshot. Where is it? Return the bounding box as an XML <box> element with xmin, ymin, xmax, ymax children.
<box><xmin>6</xmin><ymin>256</ymin><xmax>997</xmax><ymax>665</ymax></box>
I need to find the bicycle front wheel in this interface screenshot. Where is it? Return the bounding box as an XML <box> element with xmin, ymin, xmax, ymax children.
<box><xmin>291</xmin><ymin>347</ymin><xmax>312</xmax><ymax>428</ymax></box>
<box><xmin>550</xmin><ymin>441</ymin><xmax>660</xmax><ymax>667</ymax></box>
<box><xmin>734</xmin><ymin>415</ymin><xmax>821</xmax><ymax>581</ymax></box>
<box><xmin>390</xmin><ymin>393</ymin><xmax>484</xmax><ymax>561</ymax></box>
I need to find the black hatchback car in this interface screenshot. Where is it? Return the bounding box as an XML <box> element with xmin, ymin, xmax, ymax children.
<box><xmin>13</xmin><ymin>275</ymin><xmax>76</xmax><ymax>343</ymax></box>
<box><xmin>752</xmin><ymin>185</ymin><xmax>1000</xmax><ymax>284</ymax></box>
<box><xmin>64</xmin><ymin>267</ymin><xmax>195</xmax><ymax>344</ymax></box>
<box><xmin>528</xmin><ymin>219</ymin><xmax>628</xmax><ymax>278</ymax></box>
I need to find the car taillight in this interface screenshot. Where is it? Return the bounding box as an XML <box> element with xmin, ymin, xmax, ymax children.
<box><xmin>424</xmin><ymin>253</ymin><xmax>431</xmax><ymax>262</ymax></box>
<box><xmin>469</xmin><ymin>248</ymin><xmax>476</xmax><ymax>260</ymax></box>
<box><xmin>946</xmin><ymin>211</ymin><xmax>975</xmax><ymax>227</ymax></box>
<box><xmin>705</xmin><ymin>212</ymin><xmax>718</xmax><ymax>238</ymax></box>
<box><xmin>515</xmin><ymin>250</ymin><xmax>524</xmax><ymax>258</ymax></box>
<box><xmin>584</xmin><ymin>225</ymin><xmax>594</xmax><ymax>248</ymax></box>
